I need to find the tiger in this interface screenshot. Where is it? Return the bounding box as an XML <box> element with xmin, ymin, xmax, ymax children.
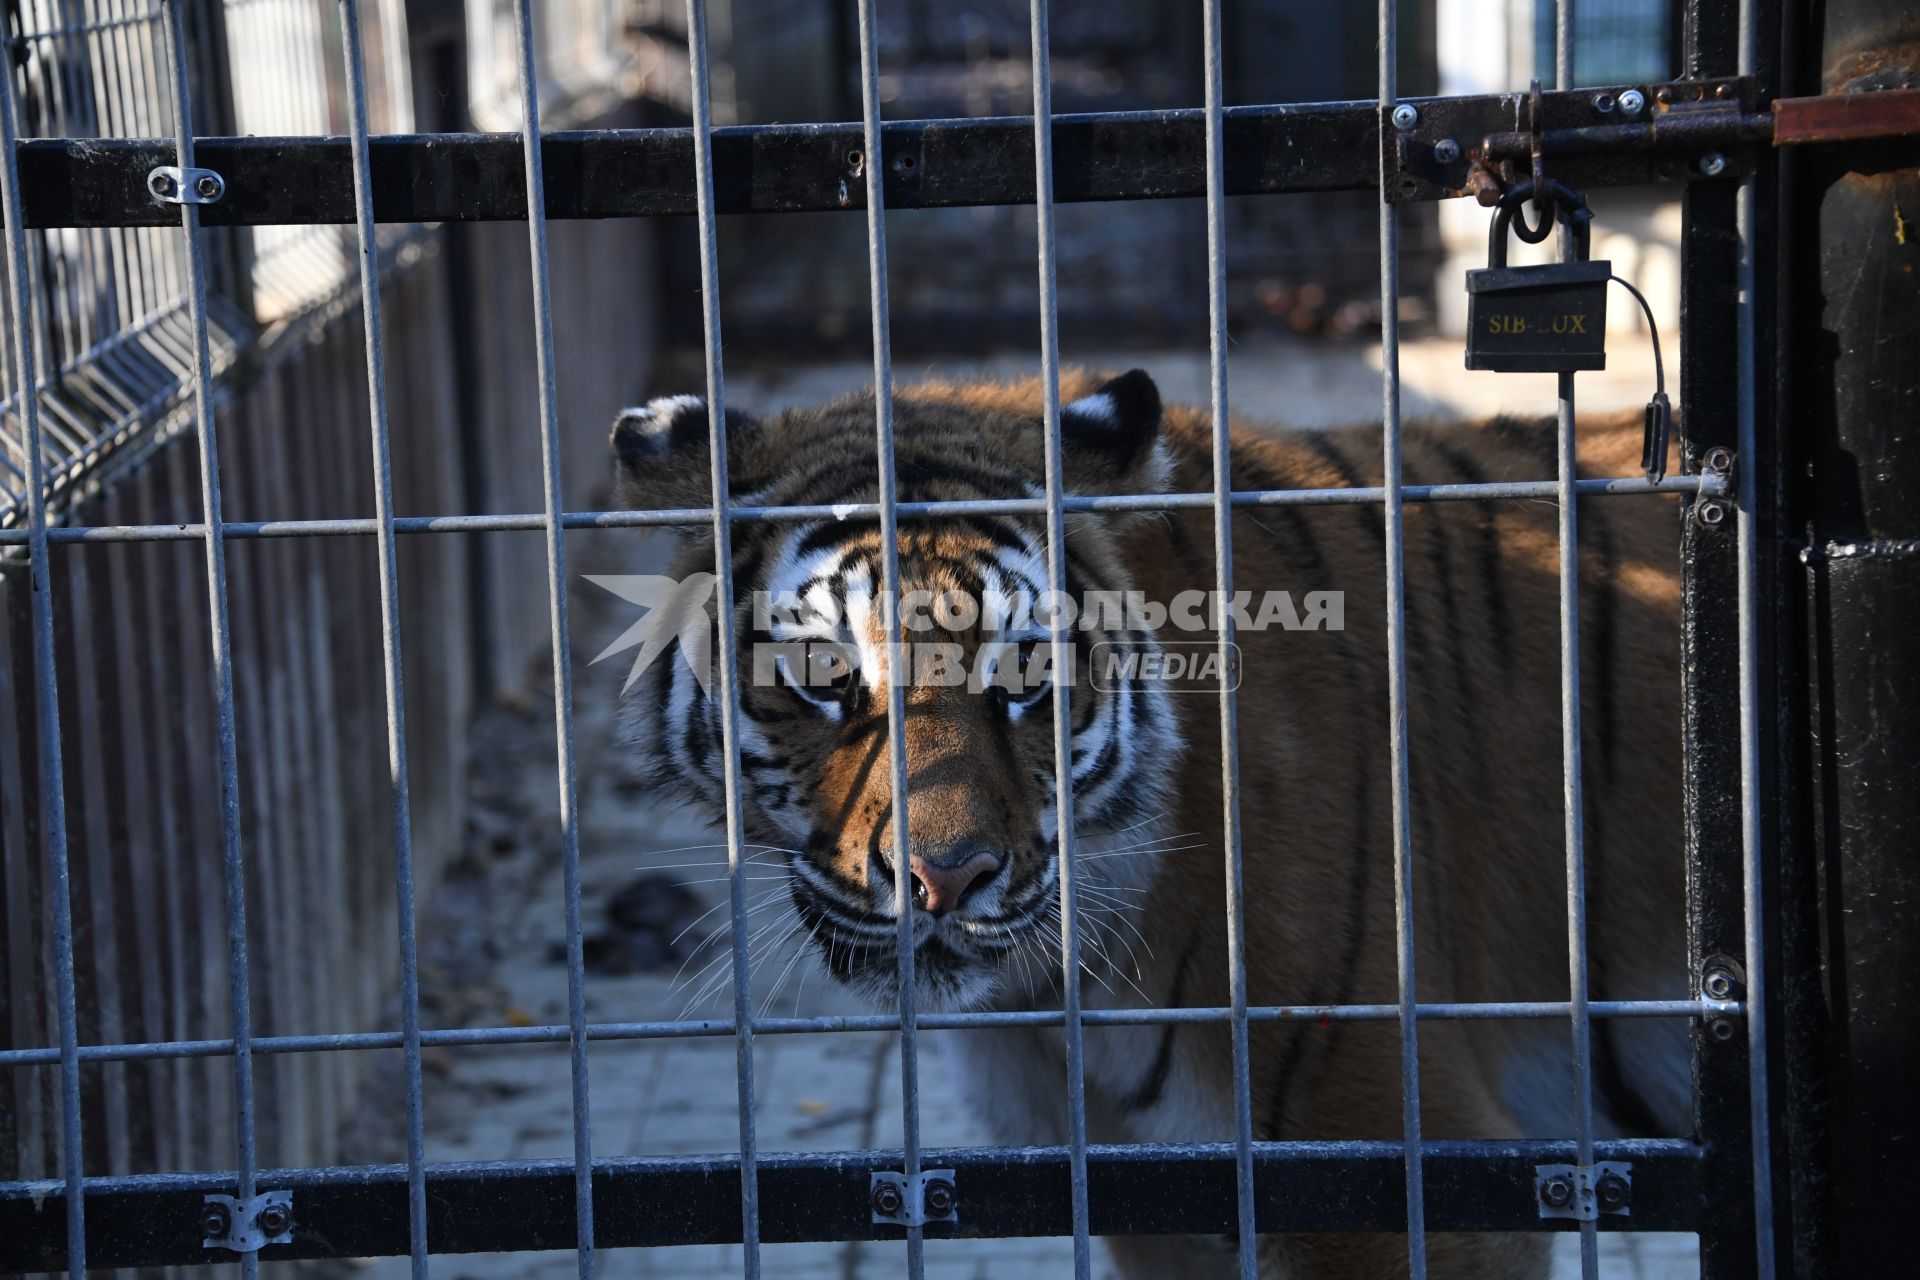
<box><xmin>608</xmin><ymin>369</ymin><xmax>1689</xmax><ymax>1279</ymax></box>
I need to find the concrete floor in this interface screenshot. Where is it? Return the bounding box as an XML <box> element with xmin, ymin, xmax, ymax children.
<box><xmin>352</xmin><ymin>336</ymin><xmax>1698</xmax><ymax>1278</ymax></box>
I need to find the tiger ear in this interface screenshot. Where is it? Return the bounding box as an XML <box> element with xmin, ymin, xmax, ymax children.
<box><xmin>1061</xmin><ymin>369</ymin><xmax>1170</xmax><ymax>495</ymax></box>
<box><xmin>611</xmin><ymin>395</ymin><xmax>764</xmax><ymax>515</ymax></box>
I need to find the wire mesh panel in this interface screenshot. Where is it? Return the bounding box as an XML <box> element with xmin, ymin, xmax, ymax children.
<box><xmin>0</xmin><ymin>0</ymin><xmax>1784</xmax><ymax>1277</ymax></box>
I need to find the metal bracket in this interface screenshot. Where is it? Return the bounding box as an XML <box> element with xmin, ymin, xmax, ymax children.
<box><xmin>1536</xmin><ymin>1161</ymin><xmax>1632</xmax><ymax>1221</ymax></box>
<box><xmin>147</xmin><ymin>165</ymin><xmax>226</xmax><ymax>205</ymax></box>
<box><xmin>870</xmin><ymin>1168</ymin><xmax>958</xmax><ymax>1227</ymax></box>
<box><xmin>1384</xmin><ymin>77</ymin><xmax>1762</xmax><ymax>205</ymax></box>
<box><xmin>200</xmin><ymin>1191</ymin><xmax>293</xmax><ymax>1252</ymax></box>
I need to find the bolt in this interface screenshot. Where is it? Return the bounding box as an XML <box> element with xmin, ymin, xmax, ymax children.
<box><xmin>870</xmin><ymin>1179</ymin><xmax>904</xmax><ymax>1217</ymax></box>
<box><xmin>1704</xmin><ymin>968</ymin><xmax>1734</xmax><ymax>999</ymax></box>
<box><xmin>1592</xmin><ymin>92</ymin><xmax>1616</xmax><ymax>114</ymax></box>
<box><xmin>201</xmin><ymin>1201</ymin><xmax>232</xmax><ymax>1239</ymax></box>
<box><xmin>1710</xmin><ymin>1017</ymin><xmax>1737</xmax><ymax>1042</ymax></box>
<box><xmin>195</xmin><ymin>173</ymin><xmax>222</xmax><ymax>200</ymax></box>
<box><xmin>1703</xmin><ymin>446</ymin><xmax>1735</xmax><ymax>474</ymax></box>
<box><xmin>1656</xmin><ymin>87</ymin><xmax>1674</xmax><ymax>105</ymax></box>
<box><xmin>1540</xmin><ymin>1176</ymin><xmax>1575</xmax><ymax>1210</ymax></box>
<box><xmin>1699</xmin><ymin>152</ymin><xmax>1728</xmax><ymax>177</ymax></box>
<box><xmin>1391</xmin><ymin>103</ymin><xmax>1420</xmax><ymax>131</ymax></box>
<box><xmin>256</xmin><ymin>1202</ymin><xmax>291</xmax><ymax>1237</ymax></box>
<box><xmin>1618</xmin><ymin>89</ymin><xmax>1647</xmax><ymax>117</ymax></box>
<box><xmin>1433</xmin><ymin>138</ymin><xmax>1461</xmax><ymax>164</ymax></box>
<box><xmin>149</xmin><ymin>170</ymin><xmax>176</xmax><ymax>198</ymax></box>
<box><xmin>1716</xmin><ymin>83</ymin><xmax>1737</xmax><ymax>99</ymax></box>
<box><xmin>1596</xmin><ymin>1171</ymin><xmax>1630</xmax><ymax>1212</ymax></box>
<box><xmin>923</xmin><ymin>1177</ymin><xmax>956</xmax><ymax>1218</ymax></box>
<box><xmin>1697</xmin><ymin>500</ymin><xmax>1729</xmax><ymax>527</ymax></box>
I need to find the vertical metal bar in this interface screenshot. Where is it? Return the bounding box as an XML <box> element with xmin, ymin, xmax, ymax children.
<box><xmin>1199</xmin><ymin>1</ymin><xmax>1257</xmax><ymax>1275</ymax></box>
<box><xmin>1733</xmin><ymin>0</ymin><xmax>1775</xmax><ymax>1272</ymax></box>
<box><xmin>1024</xmin><ymin>5</ymin><xmax>1094</xmax><ymax>1274</ymax></box>
<box><xmin>1377</xmin><ymin>4</ymin><xmax>1428</xmax><ymax>1277</ymax></box>
<box><xmin>336</xmin><ymin>1</ymin><xmax>429</xmax><ymax>1272</ymax></box>
<box><xmin>506</xmin><ymin>4</ymin><xmax>595</xmax><ymax>1274</ymax></box>
<box><xmin>1551</xmin><ymin>4</ymin><xmax>1600</xmax><ymax>1278</ymax></box>
<box><xmin>0</xmin><ymin>34</ymin><xmax>86</xmax><ymax>1280</ymax></box>
<box><xmin>160</xmin><ymin>5</ymin><xmax>259</xmax><ymax>1277</ymax></box>
<box><xmin>849</xmin><ymin>3</ymin><xmax>923</xmax><ymax>1275</ymax></box>
<box><xmin>681</xmin><ymin>3</ymin><xmax>762</xmax><ymax>1274</ymax></box>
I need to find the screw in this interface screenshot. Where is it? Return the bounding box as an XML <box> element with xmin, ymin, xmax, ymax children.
<box><xmin>256</xmin><ymin>1202</ymin><xmax>291</xmax><ymax>1237</ymax></box>
<box><xmin>195</xmin><ymin>173</ymin><xmax>222</xmax><ymax>200</ymax></box>
<box><xmin>871</xmin><ymin>1179</ymin><xmax>904</xmax><ymax>1217</ymax></box>
<box><xmin>1703</xmin><ymin>446</ymin><xmax>1735</xmax><ymax>474</ymax></box>
<box><xmin>1697</xmin><ymin>500</ymin><xmax>1729</xmax><ymax>527</ymax></box>
<box><xmin>149</xmin><ymin>170</ymin><xmax>176</xmax><ymax>198</ymax></box>
<box><xmin>1703</xmin><ymin>967</ymin><xmax>1735</xmax><ymax>999</ymax></box>
<box><xmin>1391</xmin><ymin>103</ymin><xmax>1420</xmax><ymax>131</ymax></box>
<box><xmin>1710</xmin><ymin>1017</ymin><xmax>1737</xmax><ymax>1042</ymax></box>
<box><xmin>1540</xmin><ymin>1176</ymin><xmax>1574</xmax><ymax>1210</ymax></box>
<box><xmin>1592</xmin><ymin>92</ymin><xmax>1616</xmax><ymax>114</ymax></box>
<box><xmin>1699</xmin><ymin>152</ymin><xmax>1727</xmax><ymax>176</ymax></box>
<box><xmin>1596</xmin><ymin>1171</ymin><xmax>1630</xmax><ymax>1212</ymax></box>
<box><xmin>1716</xmin><ymin>83</ymin><xmax>1737</xmax><ymax>99</ymax></box>
<box><xmin>1433</xmin><ymin>138</ymin><xmax>1461</xmax><ymax>164</ymax></box>
<box><xmin>923</xmin><ymin>1177</ymin><xmax>956</xmax><ymax>1218</ymax></box>
<box><xmin>1618</xmin><ymin>89</ymin><xmax>1646</xmax><ymax>117</ymax></box>
<box><xmin>1656</xmin><ymin>87</ymin><xmax>1675</xmax><ymax>105</ymax></box>
<box><xmin>201</xmin><ymin>1202</ymin><xmax>232</xmax><ymax>1239</ymax></box>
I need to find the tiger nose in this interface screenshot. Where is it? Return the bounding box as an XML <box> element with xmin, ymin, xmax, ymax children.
<box><xmin>907</xmin><ymin>847</ymin><xmax>1002</xmax><ymax>915</ymax></box>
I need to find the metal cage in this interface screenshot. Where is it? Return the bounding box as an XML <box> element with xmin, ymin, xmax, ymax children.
<box><xmin>5</xmin><ymin>0</ymin><xmax>1872</xmax><ymax>1276</ymax></box>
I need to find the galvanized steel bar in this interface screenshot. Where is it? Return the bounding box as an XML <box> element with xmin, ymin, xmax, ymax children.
<box><xmin>336</xmin><ymin>1</ymin><xmax>429</xmax><ymax>1271</ymax></box>
<box><xmin>0</xmin><ymin>996</ymin><xmax>1745</xmax><ymax>1067</ymax></box>
<box><xmin>160</xmin><ymin>3</ymin><xmax>261</xmax><ymax>1274</ymax></box>
<box><xmin>850</xmin><ymin>0</ymin><xmax>926</xmax><ymax>1273</ymax></box>
<box><xmin>1734</xmin><ymin>0</ymin><xmax>1775</xmax><ymax>1272</ymax></box>
<box><xmin>1027</xmin><ymin>3</ymin><xmax>1093</xmax><ymax>1272</ymax></box>
<box><xmin>1553</xmin><ymin>3</ymin><xmax>1601</xmax><ymax>1277</ymax></box>
<box><xmin>682</xmin><ymin>1</ymin><xmax>764</xmax><ymax>1272</ymax></box>
<box><xmin>1200</xmin><ymin>0</ymin><xmax>1258</xmax><ymax>1274</ymax></box>
<box><xmin>0</xmin><ymin>30</ymin><xmax>87</xmax><ymax>1280</ymax></box>
<box><xmin>507</xmin><ymin>2</ymin><xmax>596</xmax><ymax>1273</ymax></box>
<box><xmin>1378</xmin><ymin>2</ymin><xmax>1428</xmax><ymax>1275</ymax></box>
<box><xmin>0</xmin><ymin>472</ymin><xmax>1725</xmax><ymax>545</ymax></box>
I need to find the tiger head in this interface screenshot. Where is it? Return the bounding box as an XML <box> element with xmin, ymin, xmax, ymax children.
<box><xmin>608</xmin><ymin>371</ymin><xmax>1183</xmax><ymax>1009</ymax></box>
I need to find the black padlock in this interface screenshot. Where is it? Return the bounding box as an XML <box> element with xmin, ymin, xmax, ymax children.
<box><xmin>1465</xmin><ymin>181</ymin><xmax>1610</xmax><ymax>373</ymax></box>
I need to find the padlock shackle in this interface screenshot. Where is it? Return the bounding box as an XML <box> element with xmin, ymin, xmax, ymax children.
<box><xmin>1488</xmin><ymin>181</ymin><xmax>1593</xmax><ymax>269</ymax></box>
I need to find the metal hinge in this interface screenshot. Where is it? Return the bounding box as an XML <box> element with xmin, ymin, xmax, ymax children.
<box><xmin>1536</xmin><ymin>1162</ymin><xmax>1632</xmax><ymax>1221</ymax></box>
<box><xmin>148</xmin><ymin>165</ymin><xmax>226</xmax><ymax>205</ymax></box>
<box><xmin>200</xmin><ymin>1191</ymin><xmax>293</xmax><ymax>1252</ymax></box>
<box><xmin>870</xmin><ymin>1168</ymin><xmax>958</xmax><ymax>1227</ymax></box>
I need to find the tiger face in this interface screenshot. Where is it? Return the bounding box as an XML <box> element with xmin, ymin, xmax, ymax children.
<box><xmin>611</xmin><ymin>372</ymin><xmax>1182</xmax><ymax>1009</ymax></box>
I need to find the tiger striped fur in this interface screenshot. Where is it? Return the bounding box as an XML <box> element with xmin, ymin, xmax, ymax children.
<box><xmin>610</xmin><ymin>369</ymin><xmax>1689</xmax><ymax>1279</ymax></box>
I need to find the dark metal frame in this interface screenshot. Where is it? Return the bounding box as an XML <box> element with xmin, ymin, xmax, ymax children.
<box><xmin>0</xmin><ymin>0</ymin><xmax>1801</xmax><ymax>1276</ymax></box>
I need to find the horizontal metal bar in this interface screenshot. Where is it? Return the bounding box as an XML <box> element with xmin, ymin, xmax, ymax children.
<box><xmin>1770</xmin><ymin>87</ymin><xmax>1920</xmax><ymax>147</ymax></box>
<box><xmin>9</xmin><ymin>104</ymin><xmax>1373</xmax><ymax>228</ymax></box>
<box><xmin>3</xmin><ymin>83</ymin><xmax>1758</xmax><ymax>230</ymax></box>
<box><xmin>0</xmin><ymin>1139</ymin><xmax>1710</xmax><ymax>1268</ymax></box>
<box><xmin>1</xmin><ymin>474</ymin><xmax>1722</xmax><ymax>545</ymax></box>
<box><xmin>0</xmin><ymin>999</ymin><xmax>1744</xmax><ymax>1067</ymax></box>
